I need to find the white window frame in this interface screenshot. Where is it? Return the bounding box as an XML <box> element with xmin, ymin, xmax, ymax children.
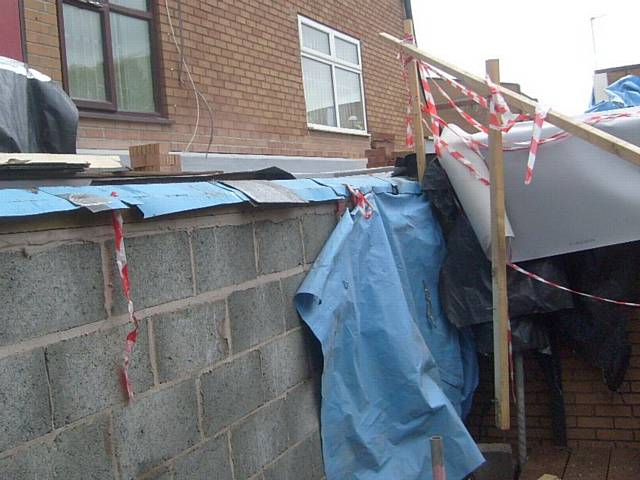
<box><xmin>298</xmin><ymin>15</ymin><xmax>369</xmax><ymax>136</ymax></box>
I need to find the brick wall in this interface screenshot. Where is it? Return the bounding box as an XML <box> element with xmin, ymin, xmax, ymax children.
<box><xmin>0</xmin><ymin>202</ymin><xmax>338</xmax><ymax>479</ymax></box>
<box><xmin>467</xmin><ymin>320</ymin><xmax>640</xmax><ymax>450</ymax></box>
<box><xmin>21</xmin><ymin>0</ymin><xmax>407</xmax><ymax>160</ymax></box>
<box><xmin>605</xmin><ymin>65</ymin><xmax>640</xmax><ymax>85</ymax></box>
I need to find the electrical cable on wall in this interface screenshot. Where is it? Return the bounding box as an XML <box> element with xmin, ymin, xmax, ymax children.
<box><xmin>164</xmin><ymin>0</ymin><xmax>214</xmax><ymax>157</ymax></box>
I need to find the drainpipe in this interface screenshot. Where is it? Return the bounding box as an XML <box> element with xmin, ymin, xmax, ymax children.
<box><xmin>403</xmin><ymin>0</ymin><xmax>413</xmax><ymax>20</ymax></box>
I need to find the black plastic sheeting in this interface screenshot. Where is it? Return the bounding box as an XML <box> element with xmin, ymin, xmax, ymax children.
<box><xmin>0</xmin><ymin>57</ymin><xmax>78</xmax><ymax>153</ymax></box>
<box><xmin>425</xmin><ymin>157</ymin><xmax>638</xmax><ymax>392</ymax></box>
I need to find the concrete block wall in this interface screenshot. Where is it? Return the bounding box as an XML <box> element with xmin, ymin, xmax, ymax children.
<box><xmin>0</xmin><ymin>203</ymin><xmax>338</xmax><ymax>479</ymax></box>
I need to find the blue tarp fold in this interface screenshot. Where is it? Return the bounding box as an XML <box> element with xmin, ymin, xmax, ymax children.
<box><xmin>295</xmin><ymin>192</ymin><xmax>483</xmax><ymax>480</ymax></box>
<box><xmin>588</xmin><ymin>75</ymin><xmax>640</xmax><ymax>112</ymax></box>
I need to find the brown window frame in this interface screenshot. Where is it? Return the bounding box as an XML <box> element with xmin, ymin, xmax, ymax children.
<box><xmin>57</xmin><ymin>0</ymin><xmax>165</xmax><ymax>119</ymax></box>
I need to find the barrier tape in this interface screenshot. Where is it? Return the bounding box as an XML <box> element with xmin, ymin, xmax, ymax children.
<box><xmin>416</xmin><ymin>61</ymin><xmax>441</xmax><ymax>143</ymax></box>
<box><xmin>419</xmin><ymin>62</ymin><xmax>487</xmax><ymax>135</ymax></box>
<box><xmin>346</xmin><ymin>184</ymin><xmax>374</xmax><ymax>219</ymax></box>
<box><xmin>410</xmin><ymin>56</ymin><xmax>490</xmax><ymax>181</ymax></box>
<box><xmin>525</xmin><ymin>103</ymin><xmax>550</xmax><ymax>184</ymax></box>
<box><xmin>509</xmin><ymin>262</ymin><xmax>640</xmax><ymax>308</ymax></box>
<box><xmin>486</xmin><ymin>75</ymin><xmax>531</xmax><ymax>132</ymax></box>
<box><xmin>406</xmin><ymin>104</ymin><xmax>415</xmax><ymax>148</ymax></box>
<box><xmin>400</xmin><ymin>34</ymin><xmax>416</xmax><ymax>148</ymax></box>
<box><xmin>419</xmin><ymin>61</ymin><xmax>488</xmax><ymax>109</ymax></box>
<box><xmin>438</xmin><ymin>139</ymin><xmax>491</xmax><ymax>185</ymax></box>
<box><xmin>111</xmin><ymin>193</ymin><xmax>139</xmax><ymax>401</ymax></box>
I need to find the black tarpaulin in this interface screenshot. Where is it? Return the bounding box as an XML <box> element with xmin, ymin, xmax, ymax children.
<box><xmin>0</xmin><ymin>56</ymin><xmax>78</xmax><ymax>154</ymax></box>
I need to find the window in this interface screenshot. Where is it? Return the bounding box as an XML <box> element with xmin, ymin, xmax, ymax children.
<box><xmin>58</xmin><ymin>0</ymin><xmax>158</xmax><ymax>115</ymax></box>
<box><xmin>298</xmin><ymin>16</ymin><xmax>367</xmax><ymax>134</ymax></box>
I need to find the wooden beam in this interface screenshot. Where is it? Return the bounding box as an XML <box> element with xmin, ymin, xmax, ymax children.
<box><xmin>0</xmin><ymin>153</ymin><xmax>123</xmax><ymax>170</ymax></box>
<box><xmin>380</xmin><ymin>32</ymin><xmax>640</xmax><ymax>168</ymax></box>
<box><xmin>403</xmin><ymin>20</ymin><xmax>427</xmax><ymax>180</ymax></box>
<box><xmin>487</xmin><ymin>59</ymin><xmax>510</xmax><ymax>431</ymax></box>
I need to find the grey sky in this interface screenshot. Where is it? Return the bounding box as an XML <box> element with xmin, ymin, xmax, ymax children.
<box><xmin>412</xmin><ymin>0</ymin><xmax>640</xmax><ymax>114</ymax></box>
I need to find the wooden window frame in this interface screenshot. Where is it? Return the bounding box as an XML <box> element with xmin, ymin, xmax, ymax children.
<box><xmin>57</xmin><ymin>0</ymin><xmax>166</xmax><ymax>120</ymax></box>
<box><xmin>298</xmin><ymin>15</ymin><xmax>369</xmax><ymax>136</ymax></box>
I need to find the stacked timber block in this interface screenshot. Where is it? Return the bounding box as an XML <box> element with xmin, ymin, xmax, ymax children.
<box><xmin>129</xmin><ymin>143</ymin><xmax>181</xmax><ymax>173</ymax></box>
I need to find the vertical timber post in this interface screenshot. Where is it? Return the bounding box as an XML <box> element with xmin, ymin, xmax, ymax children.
<box><xmin>403</xmin><ymin>19</ymin><xmax>427</xmax><ymax>181</ymax></box>
<box><xmin>486</xmin><ymin>58</ymin><xmax>510</xmax><ymax>430</ymax></box>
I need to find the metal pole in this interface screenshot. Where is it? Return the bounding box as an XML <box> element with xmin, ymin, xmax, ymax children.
<box><xmin>515</xmin><ymin>352</ymin><xmax>527</xmax><ymax>468</ymax></box>
<box><xmin>430</xmin><ymin>436</ymin><xmax>446</xmax><ymax>480</ymax></box>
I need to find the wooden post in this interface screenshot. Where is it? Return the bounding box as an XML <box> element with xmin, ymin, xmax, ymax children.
<box><xmin>486</xmin><ymin>58</ymin><xmax>510</xmax><ymax>431</ymax></box>
<box><xmin>403</xmin><ymin>20</ymin><xmax>427</xmax><ymax>180</ymax></box>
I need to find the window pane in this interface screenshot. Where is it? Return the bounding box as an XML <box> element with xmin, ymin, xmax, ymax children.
<box><xmin>336</xmin><ymin>68</ymin><xmax>365</xmax><ymax>130</ymax></box>
<box><xmin>335</xmin><ymin>37</ymin><xmax>359</xmax><ymax>65</ymax></box>
<box><xmin>110</xmin><ymin>13</ymin><xmax>155</xmax><ymax>112</ymax></box>
<box><xmin>301</xmin><ymin>24</ymin><xmax>330</xmax><ymax>55</ymax></box>
<box><xmin>63</xmin><ymin>4</ymin><xmax>107</xmax><ymax>102</ymax></box>
<box><xmin>110</xmin><ymin>0</ymin><xmax>148</xmax><ymax>11</ymax></box>
<box><xmin>302</xmin><ymin>57</ymin><xmax>336</xmax><ymax>127</ymax></box>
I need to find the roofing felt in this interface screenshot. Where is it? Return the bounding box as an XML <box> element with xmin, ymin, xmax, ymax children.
<box><xmin>0</xmin><ymin>175</ymin><xmax>419</xmax><ymax>219</ymax></box>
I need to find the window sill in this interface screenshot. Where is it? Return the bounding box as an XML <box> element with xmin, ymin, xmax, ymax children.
<box><xmin>79</xmin><ymin>110</ymin><xmax>174</xmax><ymax>125</ymax></box>
<box><xmin>308</xmin><ymin>124</ymin><xmax>370</xmax><ymax>137</ymax></box>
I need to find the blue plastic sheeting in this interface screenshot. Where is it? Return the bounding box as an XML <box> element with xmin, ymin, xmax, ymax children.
<box><xmin>0</xmin><ymin>188</ymin><xmax>80</xmax><ymax>217</ymax></box>
<box><xmin>374</xmin><ymin>175</ymin><xmax>423</xmax><ymax>194</ymax></box>
<box><xmin>588</xmin><ymin>75</ymin><xmax>640</xmax><ymax>112</ymax></box>
<box><xmin>311</xmin><ymin>175</ymin><xmax>395</xmax><ymax>197</ymax></box>
<box><xmin>271</xmin><ymin>179</ymin><xmax>342</xmax><ymax>202</ymax></box>
<box><xmin>0</xmin><ymin>176</ymin><xmax>416</xmax><ymax>219</ymax></box>
<box><xmin>108</xmin><ymin>182</ymin><xmax>248</xmax><ymax>218</ymax></box>
<box><xmin>295</xmin><ymin>192</ymin><xmax>483</xmax><ymax>480</ymax></box>
<box><xmin>374</xmin><ymin>193</ymin><xmax>479</xmax><ymax>418</ymax></box>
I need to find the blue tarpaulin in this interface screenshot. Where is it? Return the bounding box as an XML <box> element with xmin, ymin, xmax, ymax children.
<box><xmin>588</xmin><ymin>75</ymin><xmax>640</xmax><ymax>112</ymax></box>
<box><xmin>295</xmin><ymin>191</ymin><xmax>483</xmax><ymax>480</ymax></box>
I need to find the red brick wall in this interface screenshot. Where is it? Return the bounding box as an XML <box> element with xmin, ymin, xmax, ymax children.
<box><xmin>467</xmin><ymin>320</ymin><xmax>640</xmax><ymax>449</ymax></box>
<box><xmin>22</xmin><ymin>0</ymin><xmax>407</xmax><ymax>160</ymax></box>
<box><xmin>606</xmin><ymin>66</ymin><xmax>640</xmax><ymax>85</ymax></box>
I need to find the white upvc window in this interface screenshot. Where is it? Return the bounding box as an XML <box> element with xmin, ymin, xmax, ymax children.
<box><xmin>298</xmin><ymin>16</ymin><xmax>368</xmax><ymax>135</ymax></box>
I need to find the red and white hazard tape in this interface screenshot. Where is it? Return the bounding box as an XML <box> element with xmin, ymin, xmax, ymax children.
<box><xmin>411</xmin><ymin>57</ymin><xmax>492</xmax><ymax>179</ymax></box>
<box><xmin>416</xmin><ymin>61</ymin><xmax>441</xmax><ymax>141</ymax></box>
<box><xmin>486</xmin><ymin>75</ymin><xmax>530</xmax><ymax>132</ymax></box>
<box><xmin>509</xmin><ymin>262</ymin><xmax>640</xmax><ymax>308</ymax></box>
<box><xmin>346</xmin><ymin>184</ymin><xmax>374</xmax><ymax>219</ymax></box>
<box><xmin>525</xmin><ymin>103</ymin><xmax>550</xmax><ymax>184</ymax></box>
<box><xmin>420</xmin><ymin>61</ymin><xmax>488</xmax><ymax>110</ymax></box>
<box><xmin>400</xmin><ymin>34</ymin><xmax>416</xmax><ymax>148</ymax></box>
<box><xmin>437</xmin><ymin>138</ymin><xmax>490</xmax><ymax>185</ymax></box>
<box><xmin>419</xmin><ymin>62</ymin><xmax>486</xmax><ymax>135</ymax></box>
<box><xmin>110</xmin><ymin>193</ymin><xmax>139</xmax><ymax>401</ymax></box>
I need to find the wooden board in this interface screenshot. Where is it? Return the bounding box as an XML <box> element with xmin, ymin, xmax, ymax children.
<box><xmin>0</xmin><ymin>153</ymin><xmax>123</xmax><ymax>170</ymax></box>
